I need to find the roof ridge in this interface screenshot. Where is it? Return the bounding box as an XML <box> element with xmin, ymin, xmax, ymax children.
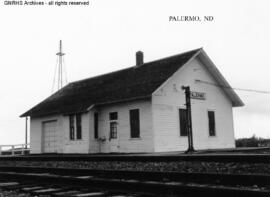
<box><xmin>71</xmin><ymin>48</ymin><xmax>202</xmax><ymax>84</ymax></box>
<box><xmin>139</xmin><ymin>48</ymin><xmax>202</xmax><ymax>67</ymax></box>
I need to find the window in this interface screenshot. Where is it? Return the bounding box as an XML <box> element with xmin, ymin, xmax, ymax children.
<box><xmin>109</xmin><ymin>112</ymin><xmax>118</xmax><ymax>120</ymax></box>
<box><xmin>94</xmin><ymin>112</ymin><xmax>99</xmax><ymax>139</ymax></box>
<box><xmin>109</xmin><ymin>112</ymin><xmax>118</xmax><ymax>140</ymax></box>
<box><xmin>76</xmin><ymin>114</ymin><xmax>82</xmax><ymax>140</ymax></box>
<box><xmin>69</xmin><ymin>114</ymin><xmax>82</xmax><ymax>140</ymax></box>
<box><xmin>110</xmin><ymin>122</ymin><xmax>117</xmax><ymax>139</ymax></box>
<box><xmin>69</xmin><ymin>115</ymin><xmax>75</xmax><ymax>140</ymax></box>
<box><xmin>179</xmin><ymin>109</ymin><xmax>188</xmax><ymax>136</ymax></box>
<box><xmin>208</xmin><ymin>111</ymin><xmax>216</xmax><ymax>136</ymax></box>
<box><xmin>130</xmin><ymin>109</ymin><xmax>140</xmax><ymax>138</ymax></box>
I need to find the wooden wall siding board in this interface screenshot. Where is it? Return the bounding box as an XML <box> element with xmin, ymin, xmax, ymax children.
<box><xmin>152</xmin><ymin>57</ymin><xmax>236</xmax><ymax>152</ymax></box>
<box><xmin>91</xmin><ymin>100</ymin><xmax>153</xmax><ymax>153</ymax></box>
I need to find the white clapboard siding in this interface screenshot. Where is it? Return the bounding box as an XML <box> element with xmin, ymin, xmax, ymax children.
<box><xmin>61</xmin><ymin>113</ymin><xmax>90</xmax><ymax>153</ymax></box>
<box><xmin>152</xmin><ymin>57</ymin><xmax>236</xmax><ymax>152</ymax></box>
<box><xmin>30</xmin><ymin>100</ymin><xmax>153</xmax><ymax>153</ymax></box>
<box><xmin>88</xmin><ymin>100</ymin><xmax>154</xmax><ymax>153</ymax></box>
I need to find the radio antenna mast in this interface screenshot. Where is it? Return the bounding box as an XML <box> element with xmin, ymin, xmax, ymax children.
<box><xmin>52</xmin><ymin>40</ymin><xmax>67</xmax><ymax>92</ymax></box>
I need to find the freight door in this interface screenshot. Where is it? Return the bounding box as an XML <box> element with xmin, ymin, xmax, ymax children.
<box><xmin>42</xmin><ymin>120</ymin><xmax>57</xmax><ymax>153</ymax></box>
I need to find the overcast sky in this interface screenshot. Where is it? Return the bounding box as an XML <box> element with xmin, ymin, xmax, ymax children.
<box><xmin>0</xmin><ymin>0</ymin><xmax>269</xmax><ymax>145</ymax></box>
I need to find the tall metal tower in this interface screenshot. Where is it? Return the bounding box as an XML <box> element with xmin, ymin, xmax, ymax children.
<box><xmin>52</xmin><ymin>40</ymin><xmax>68</xmax><ymax>92</ymax></box>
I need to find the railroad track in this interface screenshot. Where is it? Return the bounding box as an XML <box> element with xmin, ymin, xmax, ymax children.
<box><xmin>0</xmin><ymin>166</ymin><xmax>269</xmax><ymax>197</ymax></box>
<box><xmin>1</xmin><ymin>153</ymin><xmax>270</xmax><ymax>163</ymax></box>
<box><xmin>0</xmin><ymin>180</ymin><xmax>154</xmax><ymax>196</ymax></box>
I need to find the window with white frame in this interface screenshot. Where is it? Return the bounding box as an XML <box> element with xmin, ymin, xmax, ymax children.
<box><xmin>130</xmin><ymin>109</ymin><xmax>140</xmax><ymax>138</ymax></box>
<box><xmin>179</xmin><ymin>108</ymin><xmax>188</xmax><ymax>136</ymax></box>
<box><xmin>208</xmin><ymin>111</ymin><xmax>216</xmax><ymax>136</ymax></box>
<box><xmin>109</xmin><ymin>112</ymin><xmax>118</xmax><ymax>140</ymax></box>
<box><xmin>69</xmin><ymin>114</ymin><xmax>82</xmax><ymax>140</ymax></box>
<box><xmin>94</xmin><ymin>112</ymin><xmax>99</xmax><ymax>139</ymax></box>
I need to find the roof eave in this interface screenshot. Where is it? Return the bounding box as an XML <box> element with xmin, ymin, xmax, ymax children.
<box><xmin>20</xmin><ymin>96</ymin><xmax>152</xmax><ymax>118</ymax></box>
<box><xmin>198</xmin><ymin>49</ymin><xmax>244</xmax><ymax>107</ymax></box>
<box><xmin>152</xmin><ymin>48</ymin><xmax>202</xmax><ymax>96</ymax></box>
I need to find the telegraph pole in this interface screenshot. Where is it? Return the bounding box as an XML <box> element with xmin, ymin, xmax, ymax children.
<box><xmin>182</xmin><ymin>86</ymin><xmax>195</xmax><ymax>153</ymax></box>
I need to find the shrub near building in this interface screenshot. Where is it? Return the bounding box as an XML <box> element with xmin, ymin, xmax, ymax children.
<box><xmin>236</xmin><ymin>135</ymin><xmax>270</xmax><ymax>147</ymax></box>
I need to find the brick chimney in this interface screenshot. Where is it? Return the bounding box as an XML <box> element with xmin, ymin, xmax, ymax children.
<box><xmin>136</xmin><ymin>51</ymin><xmax>144</xmax><ymax>66</ymax></box>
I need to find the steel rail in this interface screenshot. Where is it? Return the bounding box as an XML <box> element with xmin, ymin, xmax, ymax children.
<box><xmin>0</xmin><ymin>153</ymin><xmax>270</xmax><ymax>163</ymax></box>
<box><xmin>0</xmin><ymin>166</ymin><xmax>269</xmax><ymax>186</ymax></box>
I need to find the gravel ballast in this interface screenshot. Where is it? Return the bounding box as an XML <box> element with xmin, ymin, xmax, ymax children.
<box><xmin>0</xmin><ymin>160</ymin><xmax>269</xmax><ymax>175</ymax></box>
<box><xmin>0</xmin><ymin>188</ymin><xmax>30</xmax><ymax>197</ymax></box>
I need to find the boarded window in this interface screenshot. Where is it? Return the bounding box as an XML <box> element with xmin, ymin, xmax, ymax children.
<box><xmin>130</xmin><ymin>109</ymin><xmax>140</xmax><ymax>138</ymax></box>
<box><xmin>76</xmin><ymin>114</ymin><xmax>82</xmax><ymax>140</ymax></box>
<box><xmin>179</xmin><ymin>109</ymin><xmax>188</xmax><ymax>136</ymax></box>
<box><xmin>94</xmin><ymin>112</ymin><xmax>99</xmax><ymax>139</ymax></box>
<box><xmin>208</xmin><ymin>111</ymin><xmax>216</xmax><ymax>136</ymax></box>
<box><xmin>110</xmin><ymin>122</ymin><xmax>117</xmax><ymax>139</ymax></box>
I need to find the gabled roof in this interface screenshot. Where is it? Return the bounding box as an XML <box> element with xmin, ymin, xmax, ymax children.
<box><xmin>196</xmin><ymin>50</ymin><xmax>244</xmax><ymax>108</ymax></box>
<box><xmin>20</xmin><ymin>48</ymin><xmax>243</xmax><ymax>118</ymax></box>
<box><xmin>21</xmin><ymin>48</ymin><xmax>201</xmax><ymax>117</ymax></box>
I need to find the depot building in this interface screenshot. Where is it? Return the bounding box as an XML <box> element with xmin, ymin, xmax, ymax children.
<box><xmin>21</xmin><ymin>48</ymin><xmax>244</xmax><ymax>154</ymax></box>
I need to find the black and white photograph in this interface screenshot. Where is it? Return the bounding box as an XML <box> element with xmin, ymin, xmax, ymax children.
<box><xmin>0</xmin><ymin>0</ymin><xmax>270</xmax><ymax>196</ymax></box>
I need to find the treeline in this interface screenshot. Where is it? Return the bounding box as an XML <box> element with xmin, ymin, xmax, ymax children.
<box><xmin>236</xmin><ymin>135</ymin><xmax>270</xmax><ymax>147</ymax></box>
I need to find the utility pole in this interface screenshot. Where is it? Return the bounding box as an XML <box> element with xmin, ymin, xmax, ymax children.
<box><xmin>182</xmin><ymin>86</ymin><xmax>195</xmax><ymax>153</ymax></box>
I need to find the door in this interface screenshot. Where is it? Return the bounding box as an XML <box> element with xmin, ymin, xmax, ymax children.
<box><xmin>42</xmin><ymin>120</ymin><xmax>57</xmax><ymax>153</ymax></box>
<box><xmin>109</xmin><ymin>121</ymin><xmax>119</xmax><ymax>152</ymax></box>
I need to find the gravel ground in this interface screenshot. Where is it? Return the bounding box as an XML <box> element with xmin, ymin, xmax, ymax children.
<box><xmin>0</xmin><ymin>189</ymin><xmax>52</xmax><ymax>197</ymax></box>
<box><xmin>0</xmin><ymin>160</ymin><xmax>269</xmax><ymax>175</ymax></box>
<box><xmin>0</xmin><ymin>189</ymin><xmax>30</xmax><ymax>197</ymax></box>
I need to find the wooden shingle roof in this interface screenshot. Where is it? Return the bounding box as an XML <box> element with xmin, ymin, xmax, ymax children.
<box><xmin>20</xmin><ymin>48</ymin><xmax>203</xmax><ymax>117</ymax></box>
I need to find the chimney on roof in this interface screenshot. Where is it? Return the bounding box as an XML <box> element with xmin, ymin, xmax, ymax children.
<box><xmin>136</xmin><ymin>51</ymin><xmax>144</xmax><ymax>66</ymax></box>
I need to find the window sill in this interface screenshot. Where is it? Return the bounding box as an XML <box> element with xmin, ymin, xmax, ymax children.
<box><xmin>108</xmin><ymin>139</ymin><xmax>117</xmax><ymax>141</ymax></box>
<box><xmin>70</xmin><ymin>139</ymin><xmax>83</xmax><ymax>141</ymax></box>
<box><xmin>129</xmin><ymin>137</ymin><xmax>141</xmax><ymax>140</ymax></box>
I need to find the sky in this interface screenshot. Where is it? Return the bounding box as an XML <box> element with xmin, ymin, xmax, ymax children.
<box><xmin>0</xmin><ymin>0</ymin><xmax>270</xmax><ymax>145</ymax></box>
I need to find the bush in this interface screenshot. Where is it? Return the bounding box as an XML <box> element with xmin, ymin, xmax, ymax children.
<box><xmin>235</xmin><ymin>135</ymin><xmax>270</xmax><ymax>147</ymax></box>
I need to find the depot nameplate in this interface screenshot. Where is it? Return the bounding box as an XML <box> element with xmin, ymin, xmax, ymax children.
<box><xmin>190</xmin><ymin>91</ymin><xmax>206</xmax><ymax>100</ymax></box>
